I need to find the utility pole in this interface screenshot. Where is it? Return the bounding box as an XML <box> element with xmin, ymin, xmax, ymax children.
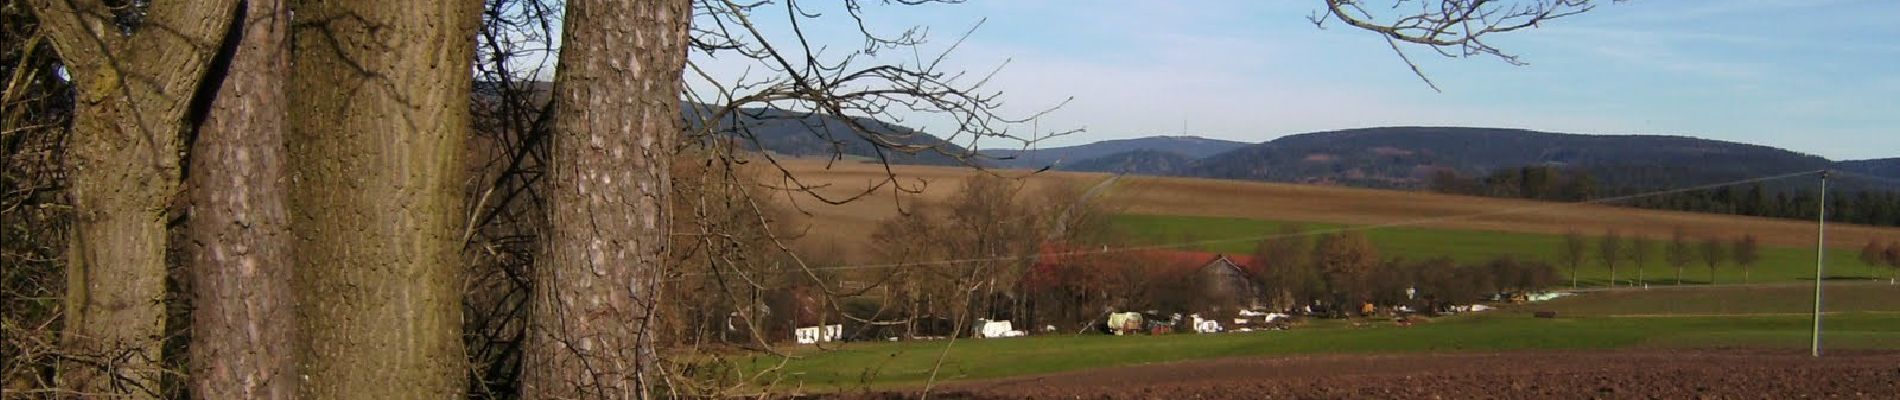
<box><xmin>1811</xmin><ymin>170</ymin><xmax>1828</xmax><ymax>357</ymax></box>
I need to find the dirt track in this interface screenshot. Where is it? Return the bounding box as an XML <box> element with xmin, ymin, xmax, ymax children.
<box><xmin>823</xmin><ymin>350</ymin><xmax>1900</xmax><ymax>399</ymax></box>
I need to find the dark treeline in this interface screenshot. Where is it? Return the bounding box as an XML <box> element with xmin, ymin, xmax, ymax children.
<box><xmin>1431</xmin><ymin>166</ymin><xmax>1900</xmax><ymax>227</ymax></box>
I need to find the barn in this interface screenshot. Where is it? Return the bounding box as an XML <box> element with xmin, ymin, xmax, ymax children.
<box><xmin>1028</xmin><ymin>243</ymin><xmax>1266</xmax><ymax>320</ymax></box>
<box><xmin>1190</xmin><ymin>253</ymin><xmax>1266</xmax><ymax>315</ymax></box>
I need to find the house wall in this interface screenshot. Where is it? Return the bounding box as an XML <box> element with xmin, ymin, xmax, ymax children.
<box><xmin>1195</xmin><ymin>258</ymin><xmax>1265</xmax><ymax>315</ymax></box>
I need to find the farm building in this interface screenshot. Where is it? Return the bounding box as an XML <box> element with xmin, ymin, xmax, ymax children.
<box><xmin>1190</xmin><ymin>253</ymin><xmax>1266</xmax><ymax>314</ymax></box>
<box><xmin>1028</xmin><ymin>243</ymin><xmax>1266</xmax><ymax>320</ymax></box>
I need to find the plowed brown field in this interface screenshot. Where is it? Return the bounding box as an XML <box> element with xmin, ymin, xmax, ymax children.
<box><xmin>818</xmin><ymin>350</ymin><xmax>1900</xmax><ymax>399</ymax></box>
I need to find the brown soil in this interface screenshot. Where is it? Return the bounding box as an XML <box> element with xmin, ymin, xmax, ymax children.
<box><xmin>819</xmin><ymin>350</ymin><xmax>1900</xmax><ymax>399</ymax></box>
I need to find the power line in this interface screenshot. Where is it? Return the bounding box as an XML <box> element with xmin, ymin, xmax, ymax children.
<box><xmin>678</xmin><ymin>169</ymin><xmax>1826</xmax><ymax>277</ymax></box>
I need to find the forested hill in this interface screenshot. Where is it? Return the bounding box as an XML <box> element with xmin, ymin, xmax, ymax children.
<box><xmin>1838</xmin><ymin>158</ymin><xmax>1900</xmax><ymax>179</ymax></box>
<box><xmin>981</xmin><ymin>135</ymin><xmax>1250</xmax><ymax>170</ymax></box>
<box><xmin>1178</xmin><ymin>127</ymin><xmax>1897</xmax><ymax>226</ymax></box>
<box><xmin>1184</xmin><ymin>127</ymin><xmax>1864</xmax><ymax>190</ymax></box>
<box><xmin>683</xmin><ymin>106</ymin><xmax>975</xmax><ymax>166</ymax></box>
<box><xmin>1064</xmin><ymin>149</ymin><xmax>1197</xmax><ymax>175</ymax></box>
<box><xmin>472</xmin><ymin>82</ymin><xmax>979</xmax><ymax>166</ymax></box>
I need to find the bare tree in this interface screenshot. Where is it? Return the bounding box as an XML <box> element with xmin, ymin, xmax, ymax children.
<box><xmin>1598</xmin><ymin>229</ymin><xmax>1622</xmax><ymax>287</ymax></box>
<box><xmin>23</xmin><ymin>0</ymin><xmax>238</xmax><ymax>395</ymax></box>
<box><xmin>183</xmin><ymin>0</ymin><xmax>298</xmax><ymax>397</ymax></box>
<box><xmin>460</xmin><ymin>1</ymin><xmax>563</xmax><ymax>395</ymax></box>
<box><xmin>869</xmin><ymin>175</ymin><xmax>1041</xmax><ymax>335</ymax></box>
<box><xmin>1316</xmin><ymin>231</ymin><xmax>1379</xmax><ymax>316</ymax></box>
<box><xmin>870</xmin><ymin>201</ymin><xmax>949</xmax><ymax>339</ymax></box>
<box><xmin>1627</xmin><ymin>234</ymin><xmax>1652</xmax><ymax>288</ymax></box>
<box><xmin>1864</xmin><ymin>240</ymin><xmax>1887</xmax><ymax>269</ymax></box>
<box><xmin>1</xmin><ymin>6</ymin><xmax>80</xmax><ymax>393</ymax></box>
<box><xmin>1254</xmin><ymin>224</ymin><xmax>1319</xmax><ymax>311</ymax></box>
<box><xmin>1314</xmin><ymin>0</ymin><xmax>1600</xmax><ymax>91</ymax></box>
<box><xmin>1883</xmin><ymin>241</ymin><xmax>1899</xmax><ymax>285</ymax></box>
<box><xmin>681</xmin><ymin>0</ymin><xmax>1066</xmax><ymax>208</ymax></box>
<box><xmin>1024</xmin><ymin>182</ymin><xmax>1131</xmax><ymax>332</ymax></box>
<box><xmin>1731</xmin><ymin>235</ymin><xmax>1760</xmax><ymax>284</ymax></box>
<box><xmin>1698</xmin><ymin>237</ymin><xmax>1727</xmax><ymax>285</ymax></box>
<box><xmin>1559</xmin><ymin>230</ymin><xmax>1586</xmax><ymax>289</ymax></box>
<box><xmin>940</xmin><ymin>175</ymin><xmax>1041</xmax><ymax>328</ymax></box>
<box><xmin>1667</xmin><ymin>227</ymin><xmax>1693</xmax><ymax>285</ymax></box>
<box><xmin>650</xmin><ymin>147</ymin><xmax>816</xmax><ymax>395</ymax></box>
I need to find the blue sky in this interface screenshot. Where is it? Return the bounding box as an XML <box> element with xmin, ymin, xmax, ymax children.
<box><xmin>685</xmin><ymin>0</ymin><xmax>1900</xmax><ymax>160</ymax></box>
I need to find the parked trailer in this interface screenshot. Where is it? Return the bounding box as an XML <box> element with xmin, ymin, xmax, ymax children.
<box><xmin>1106</xmin><ymin>312</ymin><xmax>1143</xmax><ymax>335</ymax></box>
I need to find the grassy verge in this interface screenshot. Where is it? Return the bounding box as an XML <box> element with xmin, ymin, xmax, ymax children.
<box><xmin>1110</xmin><ymin>213</ymin><xmax>1896</xmax><ymax>286</ymax></box>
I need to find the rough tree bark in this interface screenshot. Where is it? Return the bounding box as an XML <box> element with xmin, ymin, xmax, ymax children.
<box><xmin>287</xmin><ymin>0</ymin><xmax>480</xmax><ymax>397</ymax></box>
<box><xmin>24</xmin><ymin>0</ymin><xmax>237</xmax><ymax>396</ymax></box>
<box><xmin>183</xmin><ymin>0</ymin><xmax>297</xmax><ymax>398</ymax></box>
<box><xmin>521</xmin><ymin>0</ymin><xmax>689</xmax><ymax>397</ymax></box>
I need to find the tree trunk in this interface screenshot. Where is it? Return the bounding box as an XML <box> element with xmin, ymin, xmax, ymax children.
<box><xmin>521</xmin><ymin>0</ymin><xmax>688</xmax><ymax>397</ymax></box>
<box><xmin>1608</xmin><ymin>264</ymin><xmax>1616</xmax><ymax>287</ymax></box>
<box><xmin>287</xmin><ymin>0</ymin><xmax>479</xmax><ymax>397</ymax></box>
<box><xmin>184</xmin><ymin>0</ymin><xmax>297</xmax><ymax>398</ymax></box>
<box><xmin>26</xmin><ymin>0</ymin><xmax>238</xmax><ymax>396</ymax></box>
<box><xmin>58</xmin><ymin>85</ymin><xmax>178</xmax><ymax>399</ymax></box>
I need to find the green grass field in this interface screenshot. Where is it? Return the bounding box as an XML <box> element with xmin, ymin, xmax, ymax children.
<box><xmin>747</xmin><ymin>285</ymin><xmax>1900</xmax><ymax>391</ymax></box>
<box><xmin>1111</xmin><ymin>213</ymin><xmax>1896</xmax><ymax>286</ymax></box>
<box><xmin>1517</xmin><ymin>283</ymin><xmax>1900</xmax><ymax>316</ymax></box>
<box><xmin>756</xmin><ymin>309</ymin><xmax>1900</xmax><ymax>391</ymax></box>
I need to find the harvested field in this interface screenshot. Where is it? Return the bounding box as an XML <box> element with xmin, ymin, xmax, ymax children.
<box><xmin>826</xmin><ymin>350</ymin><xmax>1900</xmax><ymax>399</ymax></box>
<box><xmin>766</xmin><ymin>158</ymin><xmax>1103</xmax><ymax>256</ymax></box>
<box><xmin>769</xmin><ymin>159</ymin><xmax>1900</xmax><ymax>261</ymax></box>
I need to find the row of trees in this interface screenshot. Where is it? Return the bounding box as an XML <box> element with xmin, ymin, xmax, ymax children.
<box><xmin>855</xmin><ymin>181</ymin><xmax>1573</xmax><ymax>335</ymax></box>
<box><xmin>1560</xmin><ymin>229</ymin><xmax>1763</xmax><ymax>286</ymax></box>
<box><xmin>1248</xmin><ymin>228</ymin><xmax>1561</xmax><ymax>317</ymax></box>
<box><xmin>866</xmin><ymin>175</ymin><xmax>1050</xmax><ymax>339</ymax></box>
<box><xmin>1023</xmin><ymin>229</ymin><xmax>1565</xmax><ymax>324</ymax></box>
<box><xmin>1622</xmin><ymin>186</ymin><xmax>1900</xmax><ymax>228</ymax></box>
<box><xmin>1432</xmin><ymin>167</ymin><xmax>1900</xmax><ymax>227</ymax></box>
<box><xmin>1551</xmin><ymin>228</ymin><xmax>1900</xmax><ymax>287</ymax></box>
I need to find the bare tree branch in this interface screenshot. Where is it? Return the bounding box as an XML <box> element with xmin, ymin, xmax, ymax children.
<box><xmin>1314</xmin><ymin>0</ymin><xmax>1601</xmax><ymax>91</ymax></box>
